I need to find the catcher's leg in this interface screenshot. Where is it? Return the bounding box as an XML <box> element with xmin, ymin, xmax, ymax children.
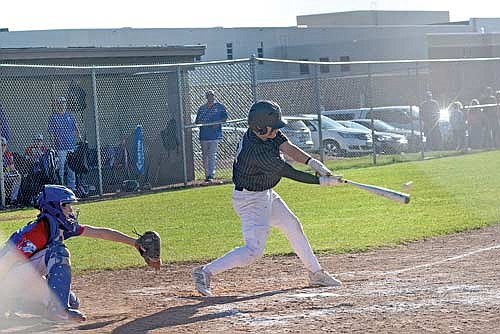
<box><xmin>0</xmin><ymin>248</ymin><xmax>51</xmax><ymax>316</ymax></box>
<box><xmin>68</xmin><ymin>291</ymin><xmax>80</xmax><ymax>309</ymax></box>
<box><xmin>45</xmin><ymin>243</ymin><xmax>86</xmax><ymax>322</ymax></box>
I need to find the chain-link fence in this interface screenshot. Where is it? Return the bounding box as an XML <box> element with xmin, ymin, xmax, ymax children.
<box><xmin>1</xmin><ymin>56</ymin><xmax>500</xmax><ymax>208</ymax></box>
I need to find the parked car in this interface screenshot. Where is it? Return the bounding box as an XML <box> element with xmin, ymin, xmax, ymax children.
<box><xmin>323</xmin><ymin>105</ymin><xmax>421</xmax><ymax>132</ymax></box>
<box><xmin>337</xmin><ymin>120</ymin><xmax>408</xmax><ymax>154</ymax></box>
<box><xmin>281</xmin><ymin>117</ymin><xmax>315</xmax><ymax>151</ymax></box>
<box><xmin>286</xmin><ymin>115</ymin><xmax>372</xmax><ymax>156</ymax></box>
<box><xmin>350</xmin><ymin>118</ymin><xmax>425</xmax><ymax>152</ymax></box>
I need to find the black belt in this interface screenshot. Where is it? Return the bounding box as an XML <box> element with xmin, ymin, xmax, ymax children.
<box><xmin>235</xmin><ymin>186</ymin><xmax>262</xmax><ymax>192</ymax></box>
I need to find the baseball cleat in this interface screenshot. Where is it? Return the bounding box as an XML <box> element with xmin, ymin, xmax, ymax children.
<box><xmin>192</xmin><ymin>266</ymin><xmax>212</xmax><ymax>296</ymax></box>
<box><xmin>308</xmin><ymin>269</ymin><xmax>342</xmax><ymax>288</ymax></box>
<box><xmin>45</xmin><ymin>308</ymin><xmax>87</xmax><ymax>323</ymax></box>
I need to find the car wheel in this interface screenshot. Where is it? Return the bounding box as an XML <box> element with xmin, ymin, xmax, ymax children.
<box><xmin>323</xmin><ymin>139</ymin><xmax>343</xmax><ymax>157</ymax></box>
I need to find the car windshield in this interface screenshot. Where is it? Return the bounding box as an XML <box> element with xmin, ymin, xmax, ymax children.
<box><xmin>283</xmin><ymin>120</ymin><xmax>308</xmax><ymax>131</ymax></box>
<box><xmin>319</xmin><ymin>116</ymin><xmax>345</xmax><ymax>129</ymax></box>
<box><xmin>373</xmin><ymin>120</ymin><xmax>396</xmax><ymax>132</ymax></box>
<box><xmin>339</xmin><ymin>121</ymin><xmax>370</xmax><ymax>131</ymax></box>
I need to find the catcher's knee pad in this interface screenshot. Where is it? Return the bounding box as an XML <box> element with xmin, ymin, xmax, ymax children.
<box><xmin>45</xmin><ymin>243</ymin><xmax>72</xmax><ymax>309</ymax></box>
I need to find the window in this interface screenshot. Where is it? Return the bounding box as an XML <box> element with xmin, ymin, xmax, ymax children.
<box><xmin>319</xmin><ymin>57</ymin><xmax>330</xmax><ymax>73</ymax></box>
<box><xmin>299</xmin><ymin>59</ymin><xmax>309</xmax><ymax>75</ymax></box>
<box><xmin>226</xmin><ymin>42</ymin><xmax>233</xmax><ymax>60</ymax></box>
<box><xmin>340</xmin><ymin>56</ymin><xmax>350</xmax><ymax>72</ymax></box>
<box><xmin>195</xmin><ymin>55</ymin><xmax>201</xmax><ymax>62</ymax></box>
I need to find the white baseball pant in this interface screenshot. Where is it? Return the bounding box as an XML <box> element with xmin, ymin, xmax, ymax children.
<box><xmin>204</xmin><ymin>188</ymin><xmax>321</xmax><ymax>275</ymax></box>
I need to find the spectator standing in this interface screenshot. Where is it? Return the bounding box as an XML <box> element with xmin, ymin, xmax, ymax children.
<box><xmin>467</xmin><ymin>99</ymin><xmax>482</xmax><ymax>149</ymax></box>
<box><xmin>2</xmin><ymin>137</ymin><xmax>21</xmax><ymax>205</ymax></box>
<box><xmin>0</xmin><ymin>101</ymin><xmax>10</xmax><ymax>142</ymax></box>
<box><xmin>420</xmin><ymin>91</ymin><xmax>442</xmax><ymax>150</ymax></box>
<box><xmin>448</xmin><ymin>101</ymin><xmax>467</xmax><ymax>151</ymax></box>
<box><xmin>195</xmin><ymin>90</ymin><xmax>228</xmax><ymax>182</ymax></box>
<box><xmin>47</xmin><ymin>96</ymin><xmax>80</xmax><ymax>190</ymax></box>
<box><xmin>479</xmin><ymin>86</ymin><xmax>498</xmax><ymax>148</ymax></box>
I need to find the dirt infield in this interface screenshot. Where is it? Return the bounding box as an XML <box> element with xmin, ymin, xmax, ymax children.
<box><xmin>2</xmin><ymin>223</ymin><xmax>500</xmax><ymax>333</ymax></box>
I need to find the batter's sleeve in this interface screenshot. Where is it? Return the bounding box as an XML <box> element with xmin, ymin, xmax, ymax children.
<box><xmin>280</xmin><ymin>162</ymin><xmax>320</xmax><ymax>184</ymax></box>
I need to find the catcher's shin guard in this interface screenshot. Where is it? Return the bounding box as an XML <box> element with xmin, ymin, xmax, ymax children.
<box><xmin>45</xmin><ymin>243</ymin><xmax>72</xmax><ymax>310</ymax></box>
<box><xmin>69</xmin><ymin>291</ymin><xmax>80</xmax><ymax>310</ymax></box>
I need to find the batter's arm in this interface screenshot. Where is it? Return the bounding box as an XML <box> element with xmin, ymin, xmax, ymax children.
<box><xmin>280</xmin><ymin>141</ymin><xmax>332</xmax><ymax>176</ymax></box>
<box><xmin>279</xmin><ymin>141</ymin><xmax>310</xmax><ymax>164</ymax></box>
<box><xmin>280</xmin><ymin>162</ymin><xmax>319</xmax><ymax>184</ymax></box>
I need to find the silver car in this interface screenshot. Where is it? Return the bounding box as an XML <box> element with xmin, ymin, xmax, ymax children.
<box><xmin>351</xmin><ymin>119</ymin><xmax>425</xmax><ymax>152</ymax></box>
<box><xmin>289</xmin><ymin>115</ymin><xmax>373</xmax><ymax>156</ymax></box>
<box><xmin>338</xmin><ymin>120</ymin><xmax>408</xmax><ymax>154</ymax></box>
<box><xmin>281</xmin><ymin>117</ymin><xmax>315</xmax><ymax>151</ymax></box>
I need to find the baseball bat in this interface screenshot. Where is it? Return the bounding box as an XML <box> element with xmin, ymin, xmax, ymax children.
<box><xmin>342</xmin><ymin>179</ymin><xmax>411</xmax><ymax>204</ymax></box>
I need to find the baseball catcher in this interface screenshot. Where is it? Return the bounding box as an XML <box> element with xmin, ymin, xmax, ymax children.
<box><xmin>0</xmin><ymin>185</ymin><xmax>161</xmax><ymax>322</ymax></box>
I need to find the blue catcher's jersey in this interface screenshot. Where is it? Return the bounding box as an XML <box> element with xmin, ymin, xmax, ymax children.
<box><xmin>5</xmin><ymin>214</ymin><xmax>85</xmax><ymax>258</ymax></box>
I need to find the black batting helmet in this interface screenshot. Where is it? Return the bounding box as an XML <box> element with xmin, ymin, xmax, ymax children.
<box><xmin>248</xmin><ymin>100</ymin><xmax>287</xmax><ymax>135</ymax></box>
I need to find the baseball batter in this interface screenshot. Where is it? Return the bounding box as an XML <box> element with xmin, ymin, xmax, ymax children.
<box><xmin>192</xmin><ymin>100</ymin><xmax>343</xmax><ymax>296</ymax></box>
<box><xmin>0</xmin><ymin>185</ymin><xmax>154</xmax><ymax>322</ymax></box>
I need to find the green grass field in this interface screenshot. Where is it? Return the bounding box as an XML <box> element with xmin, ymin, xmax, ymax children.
<box><xmin>1</xmin><ymin>150</ymin><xmax>499</xmax><ymax>273</ymax></box>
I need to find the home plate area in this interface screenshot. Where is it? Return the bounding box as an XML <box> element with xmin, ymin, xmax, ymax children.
<box><xmin>2</xmin><ymin>224</ymin><xmax>500</xmax><ymax>333</ymax></box>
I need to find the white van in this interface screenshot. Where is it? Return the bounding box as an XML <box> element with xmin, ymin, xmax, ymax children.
<box><xmin>323</xmin><ymin>106</ymin><xmax>421</xmax><ymax>132</ymax></box>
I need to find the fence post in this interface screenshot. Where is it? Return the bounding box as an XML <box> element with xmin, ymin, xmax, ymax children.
<box><xmin>368</xmin><ymin>63</ymin><xmax>376</xmax><ymax>165</ymax></box>
<box><xmin>91</xmin><ymin>68</ymin><xmax>104</xmax><ymax>196</ymax></box>
<box><xmin>416</xmin><ymin>62</ymin><xmax>425</xmax><ymax>160</ymax></box>
<box><xmin>0</xmin><ymin>140</ymin><xmax>4</xmax><ymax>208</ymax></box>
<box><xmin>250</xmin><ymin>55</ymin><xmax>258</xmax><ymax>103</ymax></box>
<box><xmin>313</xmin><ymin>64</ymin><xmax>325</xmax><ymax>162</ymax></box>
<box><xmin>177</xmin><ymin>66</ymin><xmax>188</xmax><ymax>186</ymax></box>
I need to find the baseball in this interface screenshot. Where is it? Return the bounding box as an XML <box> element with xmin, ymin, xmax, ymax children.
<box><xmin>403</xmin><ymin>181</ymin><xmax>413</xmax><ymax>191</ymax></box>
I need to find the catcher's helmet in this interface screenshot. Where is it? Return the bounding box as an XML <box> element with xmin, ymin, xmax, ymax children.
<box><xmin>36</xmin><ymin>185</ymin><xmax>78</xmax><ymax>222</ymax></box>
<box><xmin>248</xmin><ymin>100</ymin><xmax>287</xmax><ymax>135</ymax></box>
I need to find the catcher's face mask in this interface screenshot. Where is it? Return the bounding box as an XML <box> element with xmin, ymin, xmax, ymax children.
<box><xmin>61</xmin><ymin>203</ymin><xmax>75</xmax><ymax>219</ymax></box>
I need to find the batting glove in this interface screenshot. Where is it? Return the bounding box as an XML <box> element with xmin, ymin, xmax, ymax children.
<box><xmin>319</xmin><ymin>175</ymin><xmax>344</xmax><ymax>186</ymax></box>
<box><xmin>307</xmin><ymin>158</ymin><xmax>332</xmax><ymax>176</ymax></box>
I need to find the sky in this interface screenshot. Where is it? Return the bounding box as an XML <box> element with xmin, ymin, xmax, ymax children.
<box><xmin>1</xmin><ymin>0</ymin><xmax>500</xmax><ymax>31</ymax></box>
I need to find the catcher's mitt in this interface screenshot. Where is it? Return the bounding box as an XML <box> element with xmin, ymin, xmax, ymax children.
<box><xmin>135</xmin><ymin>231</ymin><xmax>162</xmax><ymax>270</ymax></box>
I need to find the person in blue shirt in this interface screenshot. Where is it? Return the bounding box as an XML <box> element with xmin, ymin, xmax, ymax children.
<box><xmin>47</xmin><ymin>96</ymin><xmax>80</xmax><ymax>191</ymax></box>
<box><xmin>195</xmin><ymin>90</ymin><xmax>228</xmax><ymax>182</ymax></box>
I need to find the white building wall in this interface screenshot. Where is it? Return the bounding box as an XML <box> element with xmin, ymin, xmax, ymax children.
<box><xmin>470</xmin><ymin>18</ymin><xmax>500</xmax><ymax>33</ymax></box>
<box><xmin>0</xmin><ymin>22</ymin><xmax>481</xmax><ymax>79</ymax></box>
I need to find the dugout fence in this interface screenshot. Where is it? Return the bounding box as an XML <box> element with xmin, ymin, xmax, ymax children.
<box><xmin>1</xmin><ymin>56</ymin><xmax>500</xmax><ymax>207</ymax></box>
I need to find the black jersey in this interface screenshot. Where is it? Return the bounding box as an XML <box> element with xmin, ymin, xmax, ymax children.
<box><xmin>232</xmin><ymin>129</ymin><xmax>288</xmax><ymax>191</ymax></box>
